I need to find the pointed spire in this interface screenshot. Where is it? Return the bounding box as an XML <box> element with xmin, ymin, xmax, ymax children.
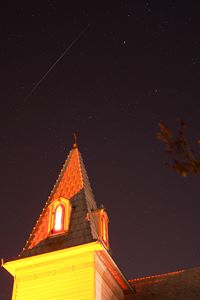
<box><xmin>21</xmin><ymin>144</ymin><xmax>98</xmax><ymax>256</ymax></box>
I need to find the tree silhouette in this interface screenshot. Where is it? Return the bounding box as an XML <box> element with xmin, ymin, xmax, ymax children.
<box><xmin>157</xmin><ymin>119</ymin><xmax>200</xmax><ymax>177</ymax></box>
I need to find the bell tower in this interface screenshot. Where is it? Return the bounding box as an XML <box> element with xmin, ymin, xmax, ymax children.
<box><xmin>2</xmin><ymin>144</ymin><xmax>134</xmax><ymax>299</ymax></box>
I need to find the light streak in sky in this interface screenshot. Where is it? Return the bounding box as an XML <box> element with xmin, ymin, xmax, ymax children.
<box><xmin>26</xmin><ymin>24</ymin><xmax>90</xmax><ymax>99</ymax></box>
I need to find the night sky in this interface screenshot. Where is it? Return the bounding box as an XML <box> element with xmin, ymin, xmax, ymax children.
<box><xmin>1</xmin><ymin>1</ymin><xmax>200</xmax><ymax>298</ymax></box>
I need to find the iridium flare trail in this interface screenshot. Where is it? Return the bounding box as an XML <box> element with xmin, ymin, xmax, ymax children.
<box><xmin>26</xmin><ymin>24</ymin><xmax>90</xmax><ymax>99</ymax></box>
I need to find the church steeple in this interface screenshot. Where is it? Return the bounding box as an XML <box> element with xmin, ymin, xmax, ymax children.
<box><xmin>2</xmin><ymin>143</ymin><xmax>134</xmax><ymax>299</ymax></box>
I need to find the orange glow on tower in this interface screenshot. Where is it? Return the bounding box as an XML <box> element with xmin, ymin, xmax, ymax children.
<box><xmin>25</xmin><ymin>147</ymin><xmax>84</xmax><ymax>250</ymax></box>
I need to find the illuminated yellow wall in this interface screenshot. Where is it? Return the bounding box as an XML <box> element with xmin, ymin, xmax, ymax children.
<box><xmin>4</xmin><ymin>243</ymin><xmax>102</xmax><ymax>300</ymax></box>
<box><xmin>3</xmin><ymin>242</ymin><xmax>132</xmax><ymax>300</ymax></box>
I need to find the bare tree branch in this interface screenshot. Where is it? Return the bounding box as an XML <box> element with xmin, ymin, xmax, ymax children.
<box><xmin>157</xmin><ymin>119</ymin><xmax>200</xmax><ymax>176</ymax></box>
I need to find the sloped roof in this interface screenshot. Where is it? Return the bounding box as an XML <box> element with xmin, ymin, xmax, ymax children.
<box><xmin>129</xmin><ymin>267</ymin><xmax>200</xmax><ymax>299</ymax></box>
<box><xmin>20</xmin><ymin>144</ymin><xmax>99</xmax><ymax>257</ymax></box>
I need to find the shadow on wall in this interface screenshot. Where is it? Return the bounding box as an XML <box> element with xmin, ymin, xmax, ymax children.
<box><xmin>0</xmin><ymin>267</ymin><xmax>13</xmax><ymax>300</ymax></box>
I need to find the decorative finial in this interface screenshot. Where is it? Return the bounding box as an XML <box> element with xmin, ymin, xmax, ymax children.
<box><xmin>73</xmin><ymin>132</ymin><xmax>78</xmax><ymax>148</ymax></box>
<box><xmin>1</xmin><ymin>258</ymin><xmax>4</xmax><ymax>266</ymax></box>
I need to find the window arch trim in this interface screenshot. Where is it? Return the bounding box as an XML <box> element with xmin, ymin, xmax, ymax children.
<box><xmin>48</xmin><ymin>197</ymin><xmax>72</xmax><ymax>235</ymax></box>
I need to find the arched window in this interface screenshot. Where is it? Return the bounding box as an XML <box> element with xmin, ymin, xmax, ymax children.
<box><xmin>101</xmin><ymin>214</ymin><xmax>108</xmax><ymax>246</ymax></box>
<box><xmin>48</xmin><ymin>197</ymin><xmax>72</xmax><ymax>236</ymax></box>
<box><xmin>53</xmin><ymin>204</ymin><xmax>65</xmax><ymax>233</ymax></box>
<box><xmin>90</xmin><ymin>209</ymin><xmax>109</xmax><ymax>249</ymax></box>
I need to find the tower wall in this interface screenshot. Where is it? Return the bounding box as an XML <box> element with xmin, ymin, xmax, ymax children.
<box><xmin>4</xmin><ymin>242</ymin><xmax>132</xmax><ymax>299</ymax></box>
<box><xmin>5</xmin><ymin>244</ymin><xmax>98</xmax><ymax>300</ymax></box>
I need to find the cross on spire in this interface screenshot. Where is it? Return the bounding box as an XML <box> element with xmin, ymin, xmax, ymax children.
<box><xmin>73</xmin><ymin>132</ymin><xmax>78</xmax><ymax>148</ymax></box>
